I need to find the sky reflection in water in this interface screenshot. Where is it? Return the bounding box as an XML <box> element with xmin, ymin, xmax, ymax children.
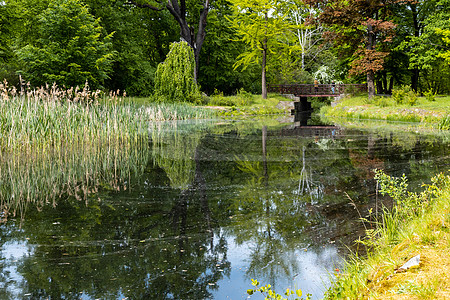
<box><xmin>1</xmin><ymin>117</ymin><xmax>450</xmax><ymax>299</ymax></box>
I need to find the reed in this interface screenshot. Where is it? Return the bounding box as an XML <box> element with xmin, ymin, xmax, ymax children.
<box><xmin>0</xmin><ymin>80</ymin><xmax>214</xmax><ymax>221</ymax></box>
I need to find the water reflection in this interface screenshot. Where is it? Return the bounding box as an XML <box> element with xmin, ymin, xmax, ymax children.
<box><xmin>0</xmin><ymin>118</ymin><xmax>449</xmax><ymax>299</ymax></box>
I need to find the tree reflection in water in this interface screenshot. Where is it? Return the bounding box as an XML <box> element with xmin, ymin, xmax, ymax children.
<box><xmin>0</xmin><ymin>119</ymin><xmax>449</xmax><ymax>299</ymax></box>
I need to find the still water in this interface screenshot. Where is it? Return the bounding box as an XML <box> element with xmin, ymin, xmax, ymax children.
<box><xmin>1</xmin><ymin>115</ymin><xmax>450</xmax><ymax>299</ymax></box>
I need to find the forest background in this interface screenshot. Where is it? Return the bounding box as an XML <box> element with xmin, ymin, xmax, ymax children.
<box><xmin>0</xmin><ymin>0</ymin><xmax>449</xmax><ymax>99</ymax></box>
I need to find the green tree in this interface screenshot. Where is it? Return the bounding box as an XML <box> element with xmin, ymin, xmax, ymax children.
<box><xmin>0</xmin><ymin>1</ymin><xmax>21</xmax><ymax>84</ymax></box>
<box><xmin>228</xmin><ymin>0</ymin><xmax>294</xmax><ymax>99</ymax></box>
<box><xmin>393</xmin><ymin>0</ymin><xmax>450</xmax><ymax>92</ymax></box>
<box><xmin>154</xmin><ymin>41</ymin><xmax>200</xmax><ymax>102</ymax></box>
<box><xmin>198</xmin><ymin>0</ymin><xmax>261</xmax><ymax>95</ymax></box>
<box><xmin>83</xmin><ymin>0</ymin><xmax>178</xmax><ymax>96</ymax></box>
<box><xmin>0</xmin><ymin>3</ymin><xmax>12</xmax><ymax>62</ymax></box>
<box><xmin>15</xmin><ymin>0</ymin><xmax>115</xmax><ymax>89</ymax></box>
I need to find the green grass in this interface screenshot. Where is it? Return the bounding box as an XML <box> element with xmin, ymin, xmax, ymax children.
<box><xmin>324</xmin><ymin>171</ymin><xmax>450</xmax><ymax>299</ymax></box>
<box><xmin>204</xmin><ymin>91</ymin><xmax>289</xmax><ymax>117</ymax></box>
<box><xmin>322</xmin><ymin>94</ymin><xmax>450</xmax><ymax>129</ymax></box>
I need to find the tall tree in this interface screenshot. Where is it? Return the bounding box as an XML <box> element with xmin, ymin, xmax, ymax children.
<box><xmin>228</xmin><ymin>0</ymin><xmax>293</xmax><ymax>98</ymax></box>
<box><xmin>198</xmin><ymin>0</ymin><xmax>260</xmax><ymax>95</ymax></box>
<box><xmin>128</xmin><ymin>0</ymin><xmax>211</xmax><ymax>81</ymax></box>
<box><xmin>288</xmin><ymin>0</ymin><xmax>324</xmax><ymax>71</ymax></box>
<box><xmin>438</xmin><ymin>27</ymin><xmax>450</xmax><ymax>63</ymax></box>
<box><xmin>393</xmin><ymin>0</ymin><xmax>442</xmax><ymax>91</ymax></box>
<box><xmin>0</xmin><ymin>3</ymin><xmax>13</xmax><ymax>63</ymax></box>
<box><xmin>306</xmin><ymin>0</ymin><xmax>415</xmax><ymax>98</ymax></box>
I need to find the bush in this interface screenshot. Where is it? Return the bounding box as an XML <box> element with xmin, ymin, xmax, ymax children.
<box><xmin>392</xmin><ymin>88</ymin><xmax>406</xmax><ymax>104</ymax></box>
<box><xmin>208</xmin><ymin>89</ymin><xmax>234</xmax><ymax>106</ymax></box>
<box><xmin>407</xmin><ymin>90</ymin><xmax>418</xmax><ymax>106</ymax></box>
<box><xmin>392</xmin><ymin>85</ymin><xmax>418</xmax><ymax>106</ymax></box>
<box><xmin>424</xmin><ymin>89</ymin><xmax>436</xmax><ymax>102</ymax></box>
<box><xmin>234</xmin><ymin>88</ymin><xmax>253</xmax><ymax>106</ymax></box>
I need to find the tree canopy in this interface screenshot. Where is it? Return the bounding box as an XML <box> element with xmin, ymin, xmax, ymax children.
<box><xmin>0</xmin><ymin>0</ymin><xmax>449</xmax><ymax>96</ymax></box>
<box><xmin>15</xmin><ymin>0</ymin><xmax>114</xmax><ymax>89</ymax></box>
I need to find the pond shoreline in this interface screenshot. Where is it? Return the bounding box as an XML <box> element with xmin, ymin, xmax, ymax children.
<box><xmin>319</xmin><ymin>97</ymin><xmax>450</xmax><ymax>299</ymax></box>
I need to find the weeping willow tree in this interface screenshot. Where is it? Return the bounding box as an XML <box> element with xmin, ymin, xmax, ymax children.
<box><xmin>154</xmin><ymin>41</ymin><xmax>201</xmax><ymax>103</ymax></box>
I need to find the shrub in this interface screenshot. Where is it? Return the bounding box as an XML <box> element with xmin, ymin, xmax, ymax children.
<box><xmin>209</xmin><ymin>89</ymin><xmax>234</xmax><ymax>106</ymax></box>
<box><xmin>392</xmin><ymin>88</ymin><xmax>406</xmax><ymax>104</ymax></box>
<box><xmin>407</xmin><ymin>90</ymin><xmax>418</xmax><ymax>106</ymax></box>
<box><xmin>375</xmin><ymin>96</ymin><xmax>391</xmax><ymax>107</ymax></box>
<box><xmin>235</xmin><ymin>88</ymin><xmax>253</xmax><ymax>106</ymax></box>
<box><xmin>424</xmin><ymin>89</ymin><xmax>436</xmax><ymax>102</ymax></box>
<box><xmin>392</xmin><ymin>86</ymin><xmax>418</xmax><ymax>106</ymax></box>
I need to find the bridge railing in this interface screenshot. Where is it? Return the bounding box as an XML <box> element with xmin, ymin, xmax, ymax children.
<box><xmin>268</xmin><ymin>84</ymin><xmax>367</xmax><ymax>97</ymax></box>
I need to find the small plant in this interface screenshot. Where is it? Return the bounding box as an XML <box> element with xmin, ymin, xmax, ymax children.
<box><xmin>438</xmin><ymin>114</ymin><xmax>450</xmax><ymax>130</ymax></box>
<box><xmin>392</xmin><ymin>86</ymin><xmax>418</xmax><ymax>106</ymax></box>
<box><xmin>374</xmin><ymin>96</ymin><xmax>391</xmax><ymax>107</ymax></box>
<box><xmin>247</xmin><ymin>279</ymin><xmax>311</xmax><ymax>300</ymax></box>
<box><xmin>374</xmin><ymin>170</ymin><xmax>425</xmax><ymax>220</ymax></box>
<box><xmin>424</xmin><ymin>88</ymin><xmax>436</xmax><ymax>102</ymax></box>
<box><xmin>235</xmin><ymin>88</ymin><xmax>253</xmax><ymax>106</ymax></box>
<box><xmin>209</xmin><ymin>90</ymin><xmax>234</xmax><ymax>106</ymax></box>
<box><xmin>407</xmin><ymin>90</ymin><xmax>418</xmax><ymax>106</ymax></box>
<box><xmin>392</xmin><ymin>87</ymin><xmax>407</xmax><ymax>104</ymax></box>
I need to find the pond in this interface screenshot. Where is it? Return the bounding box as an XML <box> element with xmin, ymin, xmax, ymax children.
<box><xmin>1</xmin><ymin>115</ymin><xmax>450</xmax><ymax>299</ymax></box>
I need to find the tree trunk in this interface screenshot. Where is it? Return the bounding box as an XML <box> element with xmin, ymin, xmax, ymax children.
<box><xmin>388</xmin><ymin>76</ymin><xmax>394</xmax><ymax>94</ymax></box>
<box><xmin>129</xmin><ymin>0</ymin><xmax>209</xmax><ymax>81</ymax></box>
<box><xmin>367</xmin><ymin>70</ymin><xmax>375</xmax><ymax>98</ymax></box>
<box><xmin>367</xmin><ymin>23</ymin><xmax>376</xmax><ymax>98</ymax></box>
<box><xmin>262</xmin><ymin>12</ymin><xmax>268</xmax><ymax>99</ymax></box>
<box><xmin>262</xmin><ymin>45</ymin><xmax>267</xmax><ymax>99</ymax></box>
<box><xmin>410</xmin><ymin>3</ymin><xmax>420</xmax><ymax>92</ymax></box>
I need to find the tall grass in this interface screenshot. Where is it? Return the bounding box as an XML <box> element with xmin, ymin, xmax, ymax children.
<box><xmin>0</xmin><ymin>80</ymin><xmax>215</xmax><ymax>221</ymax></box>
<box><xmin>324</xmin><ymin>170</ymin><xmax>449</xmax><ymax>299</ymax></box>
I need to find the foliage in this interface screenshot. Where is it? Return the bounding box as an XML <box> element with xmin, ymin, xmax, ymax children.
<box><xmin>227</xmin><ymin>0</ymin><xmax>296</xmax><ymax>97</ymax></box>
<box><xmin>365</xmin><ymin>96</ymin><xmax>392</xmax><ymax>107</ymax></box>
<box><xmin>392</xmin><ymin>86</ymin><xmax>418</xmax><ymax>106</ymax></box>
<box><xmin>437</xmin><ymin>25</ymin><xmax>450</xmax><ymax>63</ymax></box>
<box><xmin>208</xmin><ymin>88</ymin><xmax>253</xmax><ymax>106</ymax></box>
<box><xmin>424</xmin><ymin>89</ymin><xmax>437</xmax><ymax>102</ymax></box>
<box><xmin>247</xmin><ymin>279</ymin><xmax>311</xmax><ymax>300</ymax></box>
<box><xmin>322</xmin><ymin>94</ymin><xmax>450</xmax><ymax>127</ymax></box>
<box><xmin>198</xmin><ymin>0</ymin><xmax>261</xmax><ymax>95</ymax></box>
<box><xmin>15</xmin><ymin>0</ymin><xmax>115</xmax><ymax>89</ymax></box>
<box><xmin>374</xmin><ymin>170</ymin><xmax>428</xmax><ymax>220</ymax></box>
<box><xmin>154</xmin><ymin>41</ymin><xmax>201</xmax><ymax>103</ymax></box>
<box><xmin>306</xmin><ymin>0</ymin><xmax>411</xmax><ymax>76</ymax></box>
<box><xmin>84</xmin><ymin>0</ymin><xmax>177</xmax><ymax>96</ymax></box>
<box><xmin>0</xmin><ymin>3</ymin><xmax>14</xmax><ymax>62</ymax></box>
<box><xmin>395</xmin><ymin>0</ymin><xmax>450</xmax><ymax>93</ymax></box>
<box><xmin>325</xmin><ymin>171</ymin><xmax>450</xmax><ymax>299</ymax></box>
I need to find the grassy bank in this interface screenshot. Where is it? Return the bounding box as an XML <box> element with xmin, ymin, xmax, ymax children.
<box><xmin>204</xmin><ymin>91</ymin><xmax>290</xmax><ymax>116</ymax></box>
<box><xmin>325</xmin><ymin>170</ymin><xmax>450</xmax><ymax>299</ymax></box>
<box><xmin>322</xmin><ymin>94</ymin><xmax>450</xmax><ymax>129</ymax></box>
